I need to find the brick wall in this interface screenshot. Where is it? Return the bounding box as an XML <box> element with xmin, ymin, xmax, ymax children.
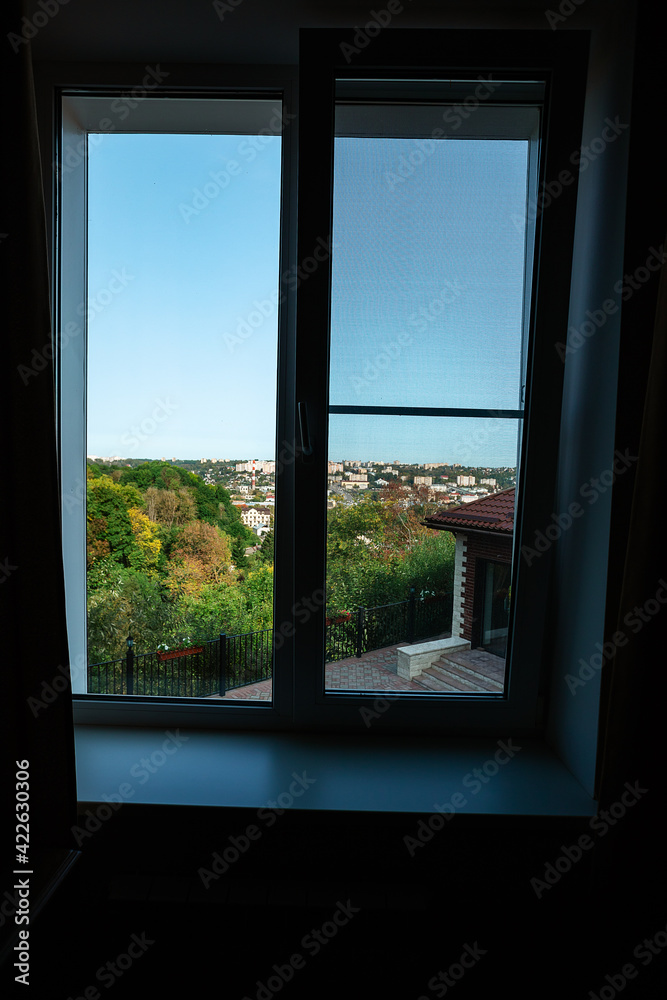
<box><xmin>451</xmin><ymin>534</ymin><xmax>467</xmax><ymax>638</ymax></box>
<box><xmin>458</xmin><ymin>532</ymin><xmax>512</xmax><ymax>644</ymax></box>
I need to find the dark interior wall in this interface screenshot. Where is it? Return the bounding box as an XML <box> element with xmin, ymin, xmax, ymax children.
<box><xmin>5</xmin><ymin>2</ymin><xmax>666</xmax><ymax>994</ymax></box>
<box><xmin>596</xmin><ymin>0</ymin><xmax>667</xmax><ymax>805</ymax></box>
<box><xmin>545</xmin><ymin>3</ymin><xmax>637</xmax><ymax>791</ymax></box>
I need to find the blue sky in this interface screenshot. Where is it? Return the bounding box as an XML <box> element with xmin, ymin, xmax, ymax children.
<box><xmin>87</xmin><ymin>131</ymin><xmax>282</xmax><ymax>461</ymax></box>
<box><xmin>87</xmin><ymin>131</ymin><xmax>528</xmax><ymax>466</ymax></box>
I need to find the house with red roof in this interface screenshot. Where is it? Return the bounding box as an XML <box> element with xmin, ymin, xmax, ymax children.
<box><xmin>423</xmin><ymin>488</ymin><xmax>515</xmax><ymax>658</ymax></box>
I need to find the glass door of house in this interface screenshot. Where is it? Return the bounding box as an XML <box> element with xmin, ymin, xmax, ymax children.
<box><xmin>481</xmin><ymin>561</ymin><xmax>511</xmax><ymax>658</ymax></box>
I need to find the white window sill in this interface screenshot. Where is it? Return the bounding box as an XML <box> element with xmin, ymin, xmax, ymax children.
<box><xmin>74</xmin><ymin>726</ymin><xmax>596</xmax><ymax>816</ymax></box>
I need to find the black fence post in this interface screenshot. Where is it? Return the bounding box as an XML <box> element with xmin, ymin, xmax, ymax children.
<box><xmin>356</xmin><ymin>607</ymin><xmax>365</xmax><ymax>658</ymax></box>
<box><xmin>407</xmin><ymin>587</ymin><xmax>416</xmax><ymax>644</ymax></box>
<box><xmin>126</xmin><ymin>636</ymin><xmax>134</xmax><ymax>695</ymax></box>
<box><xmin>219</xmin><ymin>632</ymin><xmax>227</xmax><ymax>697</ymax></box>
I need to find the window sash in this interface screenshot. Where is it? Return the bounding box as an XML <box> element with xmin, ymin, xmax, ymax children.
<box><xmin>55</xmin><ymin>74</ymin><xmax>299</xmax><ymax>727</ymax></box>
<box><xmin>292</xmin><ymin>29</ymin><xmax>589</xmax><ymax>733</ymax></box>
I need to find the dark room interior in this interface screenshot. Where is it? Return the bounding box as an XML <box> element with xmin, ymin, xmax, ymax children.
<box><xmin>2</xmin><ymin>1</ymin><xmax>666</xmax><ymax>996</ymax></box>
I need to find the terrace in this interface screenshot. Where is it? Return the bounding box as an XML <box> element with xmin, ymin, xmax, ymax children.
<box><xmin>215</xmin><ymin>644</ymin><xmax>505</xmax><ymax>701</ymax></box>
<box><xmin>87</xmin><ymin>588</ymin><xmax>506</xmax><ymax>700</ymax></box>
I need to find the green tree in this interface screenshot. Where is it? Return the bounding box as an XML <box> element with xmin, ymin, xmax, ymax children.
<box><xmin>86</xmin><ymin>474</ymin><xmax>145</xmax><ymax>568</ymax></box>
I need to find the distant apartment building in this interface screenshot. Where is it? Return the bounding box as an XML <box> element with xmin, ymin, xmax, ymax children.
<box><xmin>347</xmin><ymin>473</ymin><xmax>368</xmax><ymax>482</ymax></box>
<box><xmin>235</xmin><ymin>460</ymin><xmax>275</xmax><ymax>474</ymax></box>
<box><xmin>480</xmin><ymin>478</ymin><xmax>497</xmax><ymax>486</ymax></box>
<box><xmin>239</xmin><ymin>506</ymin><xmax>272</xmax><ymax>529</ymax></box>
<box><xmin>328</xmin><ymin>462</ymin><xmax>344</xmax><ymax>473</ymax></box>
<box><xmin>382</xmin><ymin>467</ymin><xmax>395</xmax><ymax>474</ymax></box>
<box><xmin>414</xmin><ymin>476</ymin><xmax>433</xmax><ymax>486</ymax></box>
<box><xmin>457</xmin><ymin>475</ymin><xmax>476</xmax><ymax>486</ymax></box>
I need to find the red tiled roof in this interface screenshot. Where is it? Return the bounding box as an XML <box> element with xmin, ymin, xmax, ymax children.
<box><xmin>423</xmin><ymin>487</ymin><xmax>515</xmax><ymax>534</ymax></box>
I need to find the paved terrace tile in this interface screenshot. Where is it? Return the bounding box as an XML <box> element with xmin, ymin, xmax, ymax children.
<box><xmin>210</xmin><ymin>637</ymin><xmax>505</xmax><ymax>699</ymax></box>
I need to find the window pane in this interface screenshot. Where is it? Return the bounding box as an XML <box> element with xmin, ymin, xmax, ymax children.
<box><xmin>325</xmin><ymin>414</ymin><xmax>517</xmax><ymax>695</ymax></box>
<box><xmin>323</xmin><ymin>87</ymin><xmax>537</xmax><ymax>699</ymax></box>
<box><xmin>85</xmin><ymin>125</ymin><xmax>281</xmax><ymax>701</ymax></box>
<box><xmin>330</xmin><ymin>105</ymin><xmax>532</xmax><ymax>410</ymax></box>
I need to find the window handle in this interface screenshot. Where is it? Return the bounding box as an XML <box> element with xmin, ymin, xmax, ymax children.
<box><xmin>298</xmin><ymin>401</ymin><xmax>313</xmax><ymax>456</ymax></box>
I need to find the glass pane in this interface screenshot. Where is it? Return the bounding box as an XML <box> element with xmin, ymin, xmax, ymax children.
<box><xmin>482</xmin><ymin>561</ymin><xmax>511</xmax><ymax>657</ymax></box>
<box><xmin>325</xmin><ymin>415</ymin><xmax>518</xmax><ymax>695</ymax></box>
<box><xmin>85</xmin><ymin>123</ymin><xmax>281</xmax><ymax>700</ymax></box>
<box><xmin>330</xmin><ymin>103</ymin><xmax>532</xmax><ymax>410</ymax></box>
<box><xmin>324</xmin><ymin>88</ymin><xmax>536</xmax><ymax>697</ymax></box>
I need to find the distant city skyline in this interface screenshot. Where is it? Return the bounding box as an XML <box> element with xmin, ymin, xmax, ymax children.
<box><xmin>87</xmin><ymin>453</ymin><xmax>517</xmax><ymax>471</ymax></box>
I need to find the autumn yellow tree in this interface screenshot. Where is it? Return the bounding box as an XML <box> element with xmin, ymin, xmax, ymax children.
<box><xmin>127</xmin><ymin>506</ymin><xmax>161</xmax><ymax>576</ymax></box>
<box><xmin>144</xmin><ymin>486</ymin><xmax>197</xmax><ymax>527</ymax></box>
<box><xmin>165</xmin><ymin>521</ymin><xmax>233</xmax><ymax>596</ymax></box>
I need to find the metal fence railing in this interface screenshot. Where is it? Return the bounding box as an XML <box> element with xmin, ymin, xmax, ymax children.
<box><xmin>88</xmin><ymin>590</ymin><xmax>452</xmax><ymax>696</ymax></box>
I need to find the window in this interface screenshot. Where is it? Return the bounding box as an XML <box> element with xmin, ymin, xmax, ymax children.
<box><xmin>82</xmin><ymin>100</ymin><xmax>282</xmax><ymax>705</ymax></box>
<box><xmin>322</xmin><ymin>84</ymin><xmax>538</xmax><ymax>697</ymax></box>
<box><xmin>57</xmin><ymin>79</ymin><xmax>298</xmax><ymax>728</ymax></box>
<box><xmin>292</xmin><ymin>29</ymin><xmax>588</xmax><ymax>733</ymax></box>
<box><xmin>54</xmin><ymin>30</ymin><xmax>589</xmax><ymax>735</ymax></box>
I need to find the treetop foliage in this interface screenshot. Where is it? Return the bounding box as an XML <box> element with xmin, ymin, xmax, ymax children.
<box><xmin>85</xmin><ymin>460</ymin><xmax>454</xmax><ymax>663</ymax></box>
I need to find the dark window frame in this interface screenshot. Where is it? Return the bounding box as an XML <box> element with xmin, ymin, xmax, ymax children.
<box><xmin>41</xmin><ymin>28</ymin><xmax>591</xmax><ymax>736</ymax></box>
<box><xmin>292</xmin><ymin>28</ymin><xmax>590</xmax><ymax>734</ymax></box>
